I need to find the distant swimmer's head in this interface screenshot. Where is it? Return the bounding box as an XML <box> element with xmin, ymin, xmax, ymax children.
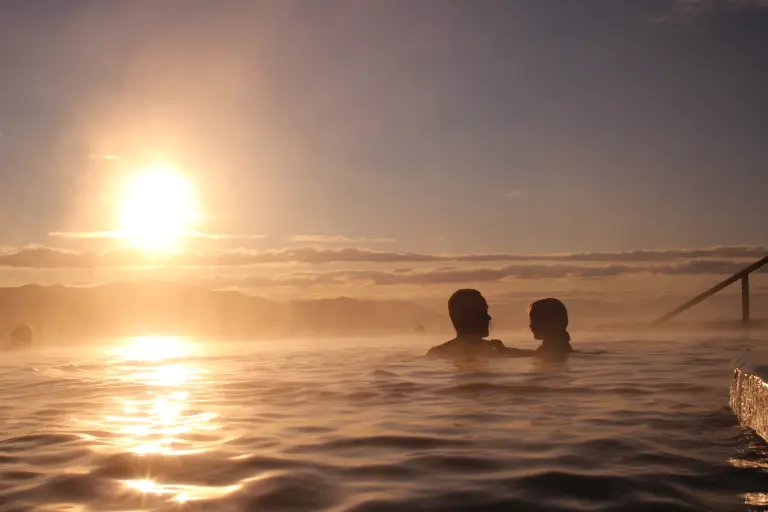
<box><xmin>10</xmin><ymin>323</ymin><xmax>33</xmax><ymax>344</ymax></box>
<box><xmin>448</xmin><ymin>289</ymin><xmax>491</xmax><ymax>338</ymax></box>
<box><xmin>529</xmin><ymin>298</ymin><xmax>570</xmax><ymax>343</ymax></box>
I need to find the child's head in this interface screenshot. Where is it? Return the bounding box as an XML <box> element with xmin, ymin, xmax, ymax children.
<box><xmin>529</xmin><ymin>298</ymin><xmax>569</xmax><ymax>342</ymax></box>
<box><xmin>448</xmin><ymin>289</ymin><xmax>491</xmax><ymax>338</ymax></box>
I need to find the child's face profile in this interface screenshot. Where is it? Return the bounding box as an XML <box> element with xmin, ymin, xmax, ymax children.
<box><xmin>529</xmin><ymin>312</ymin><xmax>545</xmax><ymax>340</ymax></box>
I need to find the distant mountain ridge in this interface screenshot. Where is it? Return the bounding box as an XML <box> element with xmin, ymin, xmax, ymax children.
<box><xmin>0</xmin><ymin>280</ymin><xmax>447</xmax><ymax>339</ymax></box>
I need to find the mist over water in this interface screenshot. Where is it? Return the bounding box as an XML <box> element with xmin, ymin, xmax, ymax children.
<box><xmin>1</xmin><ymin>333</ymin><xmax>767</xmax><ymax>511</ymax></box>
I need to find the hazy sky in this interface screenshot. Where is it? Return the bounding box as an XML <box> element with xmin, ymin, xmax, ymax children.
<box><xmin>0</xmin><ymin>0</ymin><xmax>766</xmax><ymax>303</ymax></box>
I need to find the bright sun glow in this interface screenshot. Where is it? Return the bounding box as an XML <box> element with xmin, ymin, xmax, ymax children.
<box><xmin>119</xmin><ymin>164</ymin><xmax>200</xmax><ymax>252</ymax></box>
<box><xmin>113</xmin><ymin>336</ymin><xmax>189</xmax><ymax>362</ymax></box>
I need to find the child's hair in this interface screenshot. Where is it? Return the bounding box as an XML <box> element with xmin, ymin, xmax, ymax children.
<box><xmin>529</xmin><ymin>298</ymin><xmax>570</xmax><ymax>342</ymax></box>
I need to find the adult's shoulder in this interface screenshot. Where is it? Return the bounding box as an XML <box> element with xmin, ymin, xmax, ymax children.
<box><xmin>426</xmin><ymin>339</ymin><xmax>455</xmax><ymax>357</ymax></box>
<box><xmin>426</xmin><ymin>338</ymin><xmax>503</xmax><ymax>359</ymax></box>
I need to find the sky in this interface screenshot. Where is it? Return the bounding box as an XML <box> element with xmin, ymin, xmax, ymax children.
<box><xmin>0</xmin><ymin>0</ymin><xmax>766</xmax><ymax>313</ymax></box>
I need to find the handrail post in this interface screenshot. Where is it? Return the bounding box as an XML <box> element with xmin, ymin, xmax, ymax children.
<box><xmin>742</xmin><ymin>275</ymin><xmax>750</xmax><ymax>325</ymax></box>
<box><xmin>653</xmin><ymin>255</ymin><xmax>768</xmax><ymax>325</ymax></box>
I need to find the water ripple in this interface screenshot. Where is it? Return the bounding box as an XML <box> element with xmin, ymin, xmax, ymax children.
<box><xmin>0</xmin><ymin>335</ymin><xmax>766</xmax><ymax>511</ymax></box>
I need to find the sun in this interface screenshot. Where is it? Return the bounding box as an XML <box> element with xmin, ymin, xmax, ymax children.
<box><xmin>118</xmin><ymin>164</ymin><xmax>200</xmax><ymax>252</ymax></box>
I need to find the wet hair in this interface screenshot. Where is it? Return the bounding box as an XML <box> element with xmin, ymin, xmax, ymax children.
<box><xmin>448</xmin><ymin>289</ymin><xmax>489</xmax><ymax>336</ymax></box>
<box><xmin>529</xmin><ymin>298</ymin><xmax>570</xmax><ymax>342</ymax></box>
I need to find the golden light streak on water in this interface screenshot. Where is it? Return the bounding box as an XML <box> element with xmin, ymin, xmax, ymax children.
<box><xmin>122</xmin><ymin>479</ymin><xmax>242</xmax><ymax>502</ymax></box>
<box><xmin>81</xmin><ymin>336</ymin><xmax>233</xmax><ymax>504</ymax></box>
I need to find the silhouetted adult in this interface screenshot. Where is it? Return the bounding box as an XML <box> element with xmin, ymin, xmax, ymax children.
<box><xmin>492</xmin><ymin>298</ymin><xmax>573</xmax><ymax>358</ymax></box>
<box><xmin>426</xmin><ymin>289</ymin><xmax>500</xmax><ymax>358</ymax></box>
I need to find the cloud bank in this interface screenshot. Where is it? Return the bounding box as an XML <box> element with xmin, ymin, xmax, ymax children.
<box><xmin>290</xmin><ymin>235</ymin><xmax>396</xmax><ymax>244</ymax></box>
<box><xmin>0</xmin><ymin>245</ymin><xmax>764</xmax><ymax>274</ymax></box>
<box><xmin>206</xmin><ymin>259</ymin><xmax>768</xmax><ymax>289</ymax></box>
<box><xmin>48</xmin><ymin>231</ymin><xmax>265</xmax><ymax>240</ymax></box>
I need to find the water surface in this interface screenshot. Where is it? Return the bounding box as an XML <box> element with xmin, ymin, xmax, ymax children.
<box><xmin>1</xmin><ymin>333</ymin><xmax>767</xmax><ymax>511</ymax></box>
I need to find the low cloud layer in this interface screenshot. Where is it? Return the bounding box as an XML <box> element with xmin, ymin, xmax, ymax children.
<box><xmin>207</xmin><ymin>258</ymin><xmax>768</xmax><ymax>289</ymax></box>
<box><xmin>290</xmin><ymin>235</ymin><xmax>396</xmax><ymax>244</ymax></box>
<box><xmin>48</xmin><ymin>231</ymin><xmax>265</xmax><ymax>241</ymax></box>
<box><xmin>48</xmin><ymin>231</ymin><xmax>121</xmax><ymax>239</ymax></box>
<box><xmin>0</xmin><ymin>245</ymin><xmax>764</xmax><ymax>269</ymax></box>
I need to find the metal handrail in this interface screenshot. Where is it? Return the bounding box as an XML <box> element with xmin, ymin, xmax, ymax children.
<box><xmin>653</xmin><ymin>255</ymin><xmax>768</xmax><ymax>325</ymax></box>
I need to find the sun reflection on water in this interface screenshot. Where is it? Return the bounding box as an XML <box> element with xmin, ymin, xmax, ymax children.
<box><xmin>87</xmin><ymin>336</ymin><xmax>237</xmax><ymax>503</ymax></box>
<box><xmin>123</xmin><ymin>479</ymin><xmax>242</xmax><ymax>503</ymax></box>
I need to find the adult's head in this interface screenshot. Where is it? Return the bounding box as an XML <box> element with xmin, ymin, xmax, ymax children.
<box><xmin>529</xmin><ymin>298</ymin><xmax>569</xmax><ymax>342</ymax></box>
<box><xmin>448</xmin><ymin>289</ymin><xmax>491</xmax><ymax>338</ymax></box>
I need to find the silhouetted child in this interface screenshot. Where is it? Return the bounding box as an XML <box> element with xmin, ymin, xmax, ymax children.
<box><xmin>492</xmin><ymin>298</ymin><xmax>573</xmax><ymax>357</ymax></box>
<box><xmin>528</xmin><ymin>298</ymin><xmax>573</xmax><ymax>355</ymax></box>
<box><xmin>426</xmin><ymin>289</ymin><xmax>501</xmax><ymax>358</ymax></box>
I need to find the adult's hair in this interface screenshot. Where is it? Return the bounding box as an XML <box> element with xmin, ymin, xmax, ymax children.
<box><xmin>448</xmin><ymin>289</ymin><xmax>488</xmax><ymax>336</ymax></box>
<box><xmin>529</xmin><ymin>298</ymin><xmax>570</xmax><ymax>341</ymax></box>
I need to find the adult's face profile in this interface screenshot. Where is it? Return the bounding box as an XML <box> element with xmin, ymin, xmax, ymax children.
<box><xmin>449</xmin><ymin>289</ymin><xmax>491</xmax><ymax>338</ymax></box>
